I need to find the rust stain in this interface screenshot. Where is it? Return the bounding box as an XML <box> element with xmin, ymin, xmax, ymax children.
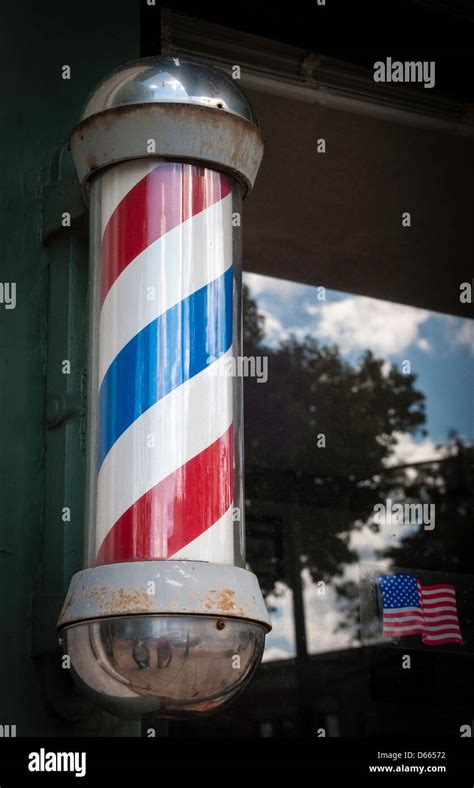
<box><xmin>202</xmin><ymin>588</ymin><xmax>240</xmax><ymax>615</ymax></box>
<box><xmin>87</xmin><ymin>585</ymin><xmax>153</xmax><ymax>614</ymax></box>
<box><xmin>70</xmin><ymin>101</ymin><xmax>263</xmax><ymax>199</ymax></box>
<box><xmin>74</xmin><ymin>100</ymin><xmax>260</xmax><ymax>130</ymax></box>
<box><xmin>73</xmin><ymin>103</ymin><xmax>262</xmax><ymax>172</ymax></box>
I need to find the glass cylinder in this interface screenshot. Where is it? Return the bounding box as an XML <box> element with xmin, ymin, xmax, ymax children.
<box><xmin>85</xmin><ymin>160</ymin><xmax>245</xmax><ymax>569</ymax></box>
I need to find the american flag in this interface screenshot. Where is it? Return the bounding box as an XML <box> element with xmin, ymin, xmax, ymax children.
<box><xmin>377</xmin><ymin>573</ymin><xmax>463</xmax><ymax>646</ymax></box>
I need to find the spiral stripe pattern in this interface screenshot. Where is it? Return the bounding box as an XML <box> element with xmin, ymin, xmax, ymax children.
<box><xmin>94</xmin><ymin>160</ymin><xmax>234</xmax><ymax>566</ymax></box>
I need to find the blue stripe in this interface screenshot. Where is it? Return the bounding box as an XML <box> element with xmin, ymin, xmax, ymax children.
<box><xmin>98</xmin><ymin>266</ymin><xmax>233</xmax><ymax>467</ymax></box>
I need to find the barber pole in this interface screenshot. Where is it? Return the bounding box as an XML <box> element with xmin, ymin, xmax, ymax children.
<box><xmin>59</xmin><ymin>57</ymin><xmax>270</xmax><ymax>719</ymax></box>
<box><xmin>94</xmin><ymin>161</ymin><xmax>235</xmax><ymax>566</ymax></box>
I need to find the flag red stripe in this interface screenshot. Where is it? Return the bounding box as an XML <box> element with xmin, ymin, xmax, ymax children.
<box><xmin>423</xmin><ymin>636</ymin><xmax>463</xmax><ymax>643</ymax></box>
<box><xmin>384</xmin><ymin>611</ymin><xmax>424</xmax><ymax>619</ymax></box>
<box><xmin>423</xmin><ymin>638</ymin><xmax>463</xmax><ymax>645</ymax></box>
<box><xmin>420</xmin><ymin>584</ymin><xmax>455</xmax><ymax>592</ymax></box>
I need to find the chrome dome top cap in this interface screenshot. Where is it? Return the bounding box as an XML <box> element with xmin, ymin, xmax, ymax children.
<box><xmin>71</xmin><ymin>56</ymin><xmax>264</xmax><ymax>196</ymax></box>
<box><xmin>80</xmin><ymin>55</ymin><xmax>259</xmax><ymax>127</ymax></box>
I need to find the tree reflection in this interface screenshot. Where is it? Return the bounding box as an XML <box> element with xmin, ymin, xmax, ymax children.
<box><xmin>382</xmin><ymin>436</ymin><xmax>474</xmax><ymax>573</ymax></box>
<box><xmin>244</xmin><ymin>285</ymin><xmax>423</xmax><ymax>589</ymax></box>
<box><xmin>243</xmin><ymin>284</ymin><xmax>473</xmax><ymax>644</ymax></box>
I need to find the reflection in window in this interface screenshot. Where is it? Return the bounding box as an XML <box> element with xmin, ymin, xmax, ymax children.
<box><xmin>243</xmin><ymin>273</ymin><xmax>473</xmax><ymax>669</ymax></box>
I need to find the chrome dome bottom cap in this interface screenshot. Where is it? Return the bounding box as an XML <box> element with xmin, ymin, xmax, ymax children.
<box><xmin>62</xmin><ymin>614</ymin><xmax>267</xmax><ymax>719</ymax></box>
<box><xmin>58</xmin><ymin>561</ymin><xmax>271</xmax><ymax>719</ymax></box>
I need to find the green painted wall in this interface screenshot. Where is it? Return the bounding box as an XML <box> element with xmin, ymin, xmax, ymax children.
<box><xmin>0</xmin><ymin>0</ymin><xmax>140</xmax><ymax>735</ymax></box>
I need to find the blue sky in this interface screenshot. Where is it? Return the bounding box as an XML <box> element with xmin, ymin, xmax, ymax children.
<box><xmin>244</xmin><ymin>272</ymin><xmax>474</xmax><ymax>450</ymax></box>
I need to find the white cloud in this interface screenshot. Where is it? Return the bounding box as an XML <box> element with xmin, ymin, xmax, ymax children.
<box><xmin>383</xmin><ymin>432</ymin><xmax>448</xmax><ymax>468</ymax></box>
<box><xmin>245</xmin><ymin>275</ymin><xmax>433</xmax><ymax>358</ymax></box>
<box><xmin>350</xmin><ymin>521</ymin><xmax>415</xmax><ymax>561</ymax></box>
<box><xmin>244</xmin><ymin>272</ymin><xmax>268</xmax><ymax>296</ymax></box>
<box><xmin>350</xmin><ymin>527</ymin><xmax>391</xmax><ymax>561</ymax></box>
<box><xmin>262</xmin><ymin>583</ymin><xmax>296</xmax><ymax>662</ymax></box>
<box><xmin>416</xmin><ymin>337</ymin><xmax>431</xmax><ymax>352</ymax></box>
<box><xmin>259</xmin><ymin>308</ymin><xmax>285</xmax><ymax>346</ymax></box>
<box><xmin>454</xmin><ymin>320</ymin><xmax>474</xmax><ymax>354</ymax></box>
<box><xmin>262</xmin><ymin>646</ymin><xmax>292</xmax><ymax>663</ymax></box>
<box><xmin>302</xmin><ymin>570</ymin><xmax>357</xmax><ymax>654</ymax></box>
<box><xmin>244</xmin><ymin>272</ymin><xmax>302</xmax><ymax>300</ymax></box>
<box><xmin>260</xmin><ymin>308</ymin><xmax>282</xmax><ymax>333</ymax></box>
<box><xmin>311</xmin><ymin>296</ymin><xmax>429</xmax><ymax>356</ymax></box>
<box><xmin>279</xmin><ymin>326</ymin><xmax>308</xmax><ymax>342</ymax></box>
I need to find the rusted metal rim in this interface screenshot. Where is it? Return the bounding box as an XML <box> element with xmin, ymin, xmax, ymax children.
<box><xmin>58</xmin><ymin>561</ymin><xmax>272</xmax><ymax>631</ymax></box>
<box><xmin>70</xmin><ymin>102</ymin><xmax>264</xmax><ymax>198</ymax></box>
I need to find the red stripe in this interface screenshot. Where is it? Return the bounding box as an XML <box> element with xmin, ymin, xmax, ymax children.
<box><xmin>384</xmin><ymin>622</ymin><xmax>423</xmax><ymax>627</ymax></box>
<box><xmin>96</xmin><ymin>425</ymin><xmax>233</xmax><ymax>565</ymax></box>
<box><xmin>423</xmin><ymin>609</ymin><xmax>458</xmax><ymax>617</ymax></box>
<box><xmin>425</xmin><ymin>620</ymin><xmax>460</xmax><ymax>633</ymax></box>
<box><xmin>384</xmin><ymin>611</ymin><xmax>423</xmax><ymax>619</ymax></box>
<box><xmin>423</xmin><ymin>638</ymin><xmax>463</xmax><ymax>645</ymax></box>
<box><xmin>100</xmin><ymin>163</ymin><xmax>232</xmax><ymax>304</ymax></box>
<box><xmin>424</xmin><ymin>627</ymin><xmax>462</xmax><ymax>635</ymax></box>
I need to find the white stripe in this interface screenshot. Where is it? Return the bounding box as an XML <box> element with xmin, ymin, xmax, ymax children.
<box><xmin>423</xmin><ymin>614</ymin><xmax>459</xmax><ymax>623</ymax></box>
<box><xmin>171</xmin><ymin>505</ymin><xmax>234</xmax><ymax>564</ymax></box>
<box><xmin>423</xmin><ymin>633</ymin><xmax>463</xmax><ymax>641</ymax></box>
<box><xmin>421</xmin><ymin>587</ymin><xmax>455</xmax><ymax>596</ymax></box>
<box><xmin>100</xmin><ymin>159</ymin><xmax>156</xmax><ymax>238</ymax></box>
<box><xmin>383</xmin><ymin>606</ymin><xmax>422</xmax><ymax>614</ymax></box>
<box><xmin>384</xmin><ymin>615</ymin><xmax>424</xmax><ymax>623</ymax></box>
<box><xmin>424</xmin><ymin>622</ymin><xmax>461</xmax><ymax>632</ymax></box>
<box><xmin>95</xmin><ymin>350</ymin><xmax>233</xmax><ymax>552</ymax></box>
<box><xmin>422</xmin><ymin>595</ymin><xmax>456</xmax><ymax>604</ymax></box>
<box><xmin>422</xmin><ymin>604</ymin><xmax>457</xmax><ymax>613</ymax></box>
<box><xmin>98</xmin><ymin>192</ymin><xmax>233</xmax><ymax>386</ymax></box>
